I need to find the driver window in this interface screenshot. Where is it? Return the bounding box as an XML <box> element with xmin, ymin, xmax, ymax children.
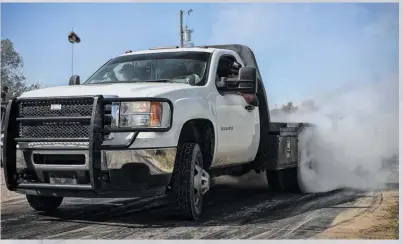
<box><xmin>216</xmin><ymin>56</ymin><xmax>240</xmax><ymax>82</ymax></box>
<box><xmin>216</xmin><ymin>55</ymin><xmax>256</xmax><ymax>104</ymax></box>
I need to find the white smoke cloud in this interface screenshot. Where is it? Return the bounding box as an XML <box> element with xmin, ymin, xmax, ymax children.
<box><xmin>276</xmin><ymin>75</ymin><xmax>399</xmax><ymax>192</ymax></box>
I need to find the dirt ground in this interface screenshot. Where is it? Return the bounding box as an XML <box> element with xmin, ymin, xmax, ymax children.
<box><xmin>0</xmin><ymin>172</ymin><xmax>22</xmax><ymax>204</ymax></box>
<box><xmin>0</xmin><ymin>171</ymin><xmax>399</xmax><ymax>239</ymax></box>
<box><xmin>314</xmin><ymin>190</ymin><xmax>399</xmax><ymax>239</ymax></box>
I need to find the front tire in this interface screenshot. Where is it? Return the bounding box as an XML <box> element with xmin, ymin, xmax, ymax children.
<box><xmin>170</xmin><ymin>143</ymin><xmax>210</xmax><ymax>220</ymax></box>
<box><xmin>26</xmin><ymin>195</ymin><xmax>63</xmax><ymax>212</ymax></box>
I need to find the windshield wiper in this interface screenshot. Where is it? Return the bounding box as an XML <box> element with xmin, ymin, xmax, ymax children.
<box><xmin>144</xmin><ymin>79</ymin><xmax>175</xmax><ymax>83</ymax></box>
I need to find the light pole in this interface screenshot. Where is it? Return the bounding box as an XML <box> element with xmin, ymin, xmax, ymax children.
<box><xmin>68</xmin><ymin>29</ymin><xmax>81</xmax><ymax>76</ymax></box>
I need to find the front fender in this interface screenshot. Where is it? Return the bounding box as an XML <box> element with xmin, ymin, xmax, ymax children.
<box><xmin>172</xmin><ymin>97</ymin><xmax>216</xmax><ymax>127</ymax></box>
<box><xmin>174</xmin><ymin>97</ymin><xmax>218</xmax><ymax>165</ymax></box>
<box><xmin>173</xmin><ymin>97</ymin><xmax>218</xmax><ymax>156</ymax></box>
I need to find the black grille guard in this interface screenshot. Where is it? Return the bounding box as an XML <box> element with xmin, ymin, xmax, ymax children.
<box><xmin>2</xmin><ymin>95</ymin><xmax>174</xmax><ymax>192</ymax></box>
<box><xmin>1</xmin><ymin>101</ymin><xmax>7</xmax><ymax>133</ymax></box>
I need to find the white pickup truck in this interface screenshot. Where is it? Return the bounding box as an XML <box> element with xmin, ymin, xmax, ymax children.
<box><xmin>2</xmin><ymin>44</ymin><xmax>314</xmax><ymax>220</ymax></box>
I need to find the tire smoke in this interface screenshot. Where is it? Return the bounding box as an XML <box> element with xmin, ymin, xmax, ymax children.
<box><xmin>272</xmin><ymin>75</ymin><xmax>399</xmax><ymax>192</ymax></box>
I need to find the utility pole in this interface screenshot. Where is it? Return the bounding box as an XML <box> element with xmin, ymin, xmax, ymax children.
<box><xmin>179</xmin><ymin>10</ymin><xmax>184</xmax><ymax>47</ymax></box>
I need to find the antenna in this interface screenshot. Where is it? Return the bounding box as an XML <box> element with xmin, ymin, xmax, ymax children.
<box><xmin>184</xmin><ymin>26</ymin><xmax>194</xmax><ymax>47</ymax></box>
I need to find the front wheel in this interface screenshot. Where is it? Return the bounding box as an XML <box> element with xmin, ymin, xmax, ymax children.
<box><xmin>170</xmin><ymin>143</ymin><xmax>210</xmax><ymax>220</ymax></box>
<box><xmin>26</xmin><ymin>195</ymin><xmax>63</xmax><ymax>212</ymax></box>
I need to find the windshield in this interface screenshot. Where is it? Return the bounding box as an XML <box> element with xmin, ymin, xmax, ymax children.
<box><xmin>84</xmin><ymin>51</ymin><xmax>211</xmax><ymax>85</ymax></box>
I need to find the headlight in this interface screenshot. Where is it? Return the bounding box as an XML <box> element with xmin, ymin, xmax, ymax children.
<box><xmin>111</xmin><ymin>101</ymin><xmax>171</xmax><ymax>128</ymax></box>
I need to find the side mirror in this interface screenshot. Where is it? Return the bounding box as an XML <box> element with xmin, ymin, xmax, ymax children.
<box><xmin>217</xmin><ymin>67</ymin><xmax>258</xmax><ymax>94</ymax></box>
<box><xmin>69</xmin><ymin>75</ymin><xmax>80</xmax><ymax>86</ymax></box>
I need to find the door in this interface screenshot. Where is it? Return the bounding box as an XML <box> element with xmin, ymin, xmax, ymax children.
<box><xmin>213</xmin><ymin>54</ymin><xmax>260</xmax><ymax>167</ymax></box>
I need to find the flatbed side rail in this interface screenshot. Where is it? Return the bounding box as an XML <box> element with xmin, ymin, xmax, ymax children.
<box><xmin>268</xmin><ymin>122</ymin><xmax>315</xmax><ymax>135</ymax></box>
<box><xmin>2</xmin><ymin>95</ymin><xmax>174</xmax><ymax>193</ymax></box>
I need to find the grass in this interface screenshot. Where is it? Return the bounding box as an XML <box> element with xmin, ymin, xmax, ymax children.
<box><xmin>389</xmin><ymin>201</ymin><xmax>399</xmax><ymax>239</ymax></box>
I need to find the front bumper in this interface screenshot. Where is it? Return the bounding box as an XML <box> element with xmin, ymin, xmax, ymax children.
<box><xmin>2</xmin><ymin>95</ymin><xmax>176</xmax><ymax>198</ymax></box>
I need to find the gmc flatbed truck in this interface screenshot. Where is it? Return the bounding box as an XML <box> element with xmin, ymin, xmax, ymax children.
<box><xmin>2</xmin><ymin>44</ymin><xmax>314</xmax><ymax>220</ymax></box>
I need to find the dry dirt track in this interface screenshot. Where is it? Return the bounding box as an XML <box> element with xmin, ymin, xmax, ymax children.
<box><xmin>0</xmin><ymin>172</ymin><xmax>397</xmax><ymax>239</ymax></box>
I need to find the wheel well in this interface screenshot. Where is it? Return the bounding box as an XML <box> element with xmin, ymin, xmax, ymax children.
<box><xmin>177</xmin><ymin>119</ymin><xmax>215</xmax><ymax>170</ymax></box>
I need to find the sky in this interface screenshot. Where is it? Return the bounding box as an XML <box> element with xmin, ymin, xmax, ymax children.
<box><xmin>1</xmin><ymin>2</ymin><xmax>399</xmax><ymax>105</ymax></box>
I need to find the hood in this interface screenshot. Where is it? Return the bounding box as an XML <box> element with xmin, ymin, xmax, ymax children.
<box><xmin>20</xmin><ymin>82</ymin><xmax>191</xmax><ymax>98</ymax></box>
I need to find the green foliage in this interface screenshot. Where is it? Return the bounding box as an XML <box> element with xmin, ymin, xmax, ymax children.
<box><xmin>1</xmin><ymin>38</ymin><xmax>41</xmax><ymax>97</ymax></box>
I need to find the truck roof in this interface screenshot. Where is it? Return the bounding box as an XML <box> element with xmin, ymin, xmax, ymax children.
<box><xmin>118</xmin><ymin>44</ymin><xmax>262</xmax><ymax>80</ymax></box>
<box><xmin>118</xmin><ymin>47</ymin><xmax>217</xmax><ymax>57</ymax></box>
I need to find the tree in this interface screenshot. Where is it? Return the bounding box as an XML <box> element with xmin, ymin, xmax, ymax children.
<box><xmin>281</xmin><ymin>101</ymin><xmax>298</xmax><ymax>113</ymax></box>
<box><xmin>1</xmin><ymin>38</ymin><xmax>41</xmax><ymax>97</ymax></box>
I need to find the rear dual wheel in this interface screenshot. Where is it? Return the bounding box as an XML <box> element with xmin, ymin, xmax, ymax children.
<box><xmin>266</xmin><ymin>168</ymin><xmax>300</xmax><ymax>193</ymax></box>
<box><xmin>266</xmin><ymin>144</ymin><xmax>317</xmax><ymax>193</ymax></box>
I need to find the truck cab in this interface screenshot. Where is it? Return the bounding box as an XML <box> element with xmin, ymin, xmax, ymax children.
<box><xmin>2</xmin><ymin>44</ymin><xmax>313</xmax><ymax>220</ymax></box>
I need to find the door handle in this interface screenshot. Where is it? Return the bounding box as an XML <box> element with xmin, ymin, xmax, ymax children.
<box><xmin>245</xmin><ymin>105</ymin><xmax>255</xmax><ymax>111</ymax></box>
